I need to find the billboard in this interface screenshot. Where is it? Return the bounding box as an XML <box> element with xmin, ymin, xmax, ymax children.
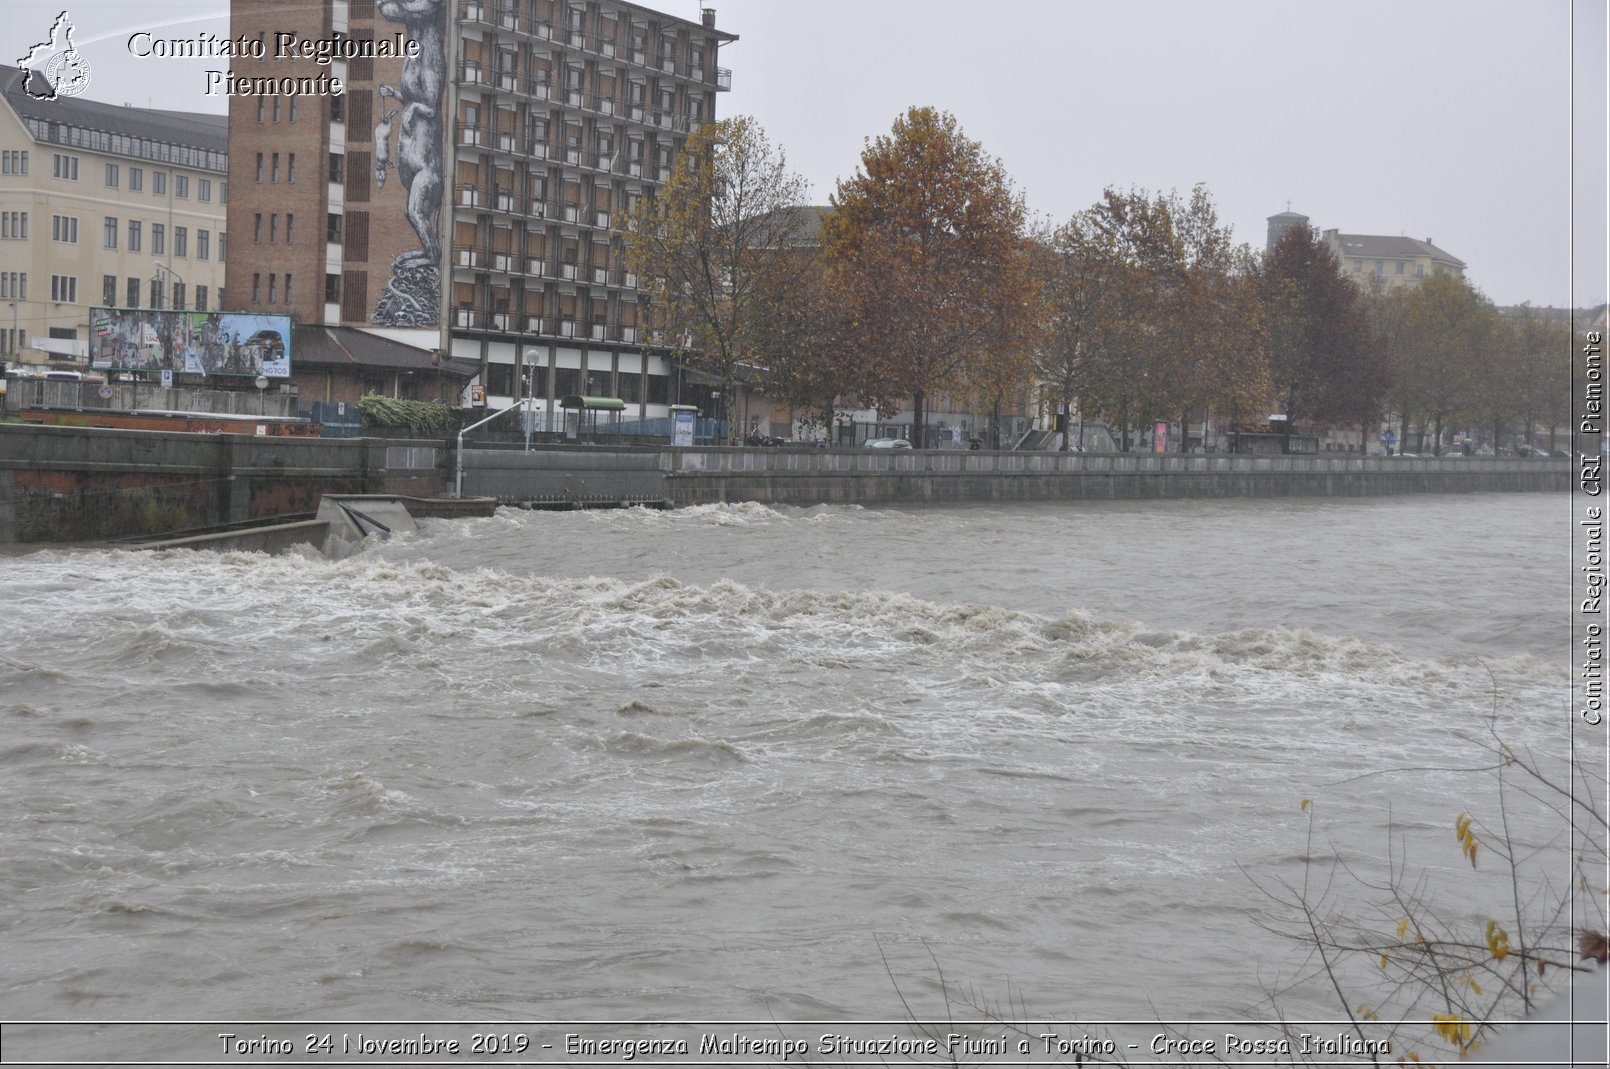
<box><xmin>90</xmin><ymin>309</ymin><xmax>293</xmax><ymax>379</ymax></box>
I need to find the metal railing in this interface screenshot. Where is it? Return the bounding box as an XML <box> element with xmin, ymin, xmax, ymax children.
<box><xmin>4</xmin><ymin>379</ymin><xmax>298</xmax><ymax>417</ymax></box>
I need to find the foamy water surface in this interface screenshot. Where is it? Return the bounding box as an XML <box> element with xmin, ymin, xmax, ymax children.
<box><xmin>0</xmin><ymin>494</ymin><xmax>1578</xmax><ymax>1039</ymax></box>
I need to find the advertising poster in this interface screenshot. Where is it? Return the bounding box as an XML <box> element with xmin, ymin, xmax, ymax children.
<box><xmin>90</xmin><ymin>309</ymin><xmax>293</xmax><ymax>379</ymax></box>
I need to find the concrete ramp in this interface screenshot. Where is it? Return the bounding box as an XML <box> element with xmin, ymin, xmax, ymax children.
<box><xmin>135</xmin><ymin>495</ymin><xmax>493</xmax><ymax>556</ymax></box>
<box><xmin>316</xmin><ymin>495</ymin><xmax>419</xmax><ymax>557</ymax></box>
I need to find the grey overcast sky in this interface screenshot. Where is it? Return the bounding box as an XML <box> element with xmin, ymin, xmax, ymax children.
<box><xmin>5</xmin><ymin>0</ymin><xmax>1605</xmax><ymax>308</ymax></box>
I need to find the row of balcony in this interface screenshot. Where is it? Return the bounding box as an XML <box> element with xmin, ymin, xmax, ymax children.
<box><xmin>454</xmin><ymin>129</ymin><xmax>665</xmax><ymax>179</ymax></box>
<box><xmin>453</xmin><ymin>184</ymin><xmax>636</xmax><ymax>232</ymax></box>
<box><xmin>459</xmin><ymin>2</ymin><xmax>732</xmax><ymax>90</ymax></box>
<box><xmin>452</xmin><ymin>244</ymin><xmax>638</xmax><ymax>288</ymax></box>
<box><xmin>453</xmin><ymin>308</ymin><xmax>644</xmax><ymax>344</ymax></box>
<box><xmin>456</xmin><ymin>71</ymin><xmax>702</xmax><ymax>134</ymax></box>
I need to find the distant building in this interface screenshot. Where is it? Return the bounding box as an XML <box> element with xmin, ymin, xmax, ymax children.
<box><xmin>1264</xmin><ymin>209</ymin><xmax>1309</xmax><ymax>254</ymax></box>
<box><xmin>1267</xmin><ymin>209</ymin><xmax>1468</xmax><ymax>292</ymax></box>
<box><xmin>1321</xmin><ymin>229</ymin><xmax>1466</xmax><ymax>290</ymax></box>
<box><xmin>0</xmin><ymin>65</ymin><xmax>228</xmax><ymax>365</ymax></box>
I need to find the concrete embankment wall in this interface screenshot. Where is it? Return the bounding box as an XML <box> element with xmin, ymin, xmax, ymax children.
<box><xmin>0</xmin><ymin>423</ymin><xmax>1571</xmax><ymax>545</ymax></box>
<box><xmin>460</xmin><ymin>446</ymin><xmax>1570</xmax><ymax>507</ymax></box>
<box><xmin>0</xmin><ymin>423</ymin><xmax>447</xmax><ymax>544</ymax></box>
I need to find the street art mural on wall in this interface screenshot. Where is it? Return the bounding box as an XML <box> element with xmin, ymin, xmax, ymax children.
<box><xmin>372</xmin><ymin>0</ymin><xmax>445</xmax><ymax>327</ymax></box>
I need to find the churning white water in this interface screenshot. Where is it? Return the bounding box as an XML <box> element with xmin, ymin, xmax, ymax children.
<box><xmin>0</xmin><ymin>494</ymin><xmax>1578</xmax><ymax>1056</ymax></box>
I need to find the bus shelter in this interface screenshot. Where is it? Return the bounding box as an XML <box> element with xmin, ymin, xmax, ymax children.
<box><xmin>560</xmin><ymin>395</ymin><xmax>626</xmax><ymax>441</ymax></box>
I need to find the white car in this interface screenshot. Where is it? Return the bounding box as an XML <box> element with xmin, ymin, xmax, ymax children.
<box><xmin>864</xmin><ymin>437</ymin><xmax>913</xmax><ymax>449</ymax></box>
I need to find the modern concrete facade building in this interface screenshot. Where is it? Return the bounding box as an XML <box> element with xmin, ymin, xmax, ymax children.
<box><xmin>0</xmin><ymin>65</ymin><xmax>228</xmax><ymax>365</ymax></box>
<box><xmin>226</xmin><ymin>0</ymin><xmax>733</xmax><ymax>419</ymax></box>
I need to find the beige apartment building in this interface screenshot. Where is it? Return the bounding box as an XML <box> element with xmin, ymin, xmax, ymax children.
<box><xmin>1322</xmin><ymin>229</ymin><xmax>1467</xmax><ymax>290</ymax></box>
<box><xmin>226</xmin><ymin>0</ymin><xmax>734</xmax><ymax>415</ymax></box>
<box><xmin>0</xmin><ymin>66</ymin><xmax>228</xmax><ymax>365</ymax></box>
<box><xmin>1265</xmin><ymin>209</ymin><xmax>1466</xmax><ymax>292</ymax></box>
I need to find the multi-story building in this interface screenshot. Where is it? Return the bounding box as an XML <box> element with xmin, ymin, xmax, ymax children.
<box><xmin>226</xmin><ymin>0</ymin><xmax>733</xmax><ymax>415</ymax></box>
<box><xmin>0</xmin><ymin>65</ymin><xmax>228</xmax><ymax>365</ymax></box>
<box><xmin>1322</xmin><ymin>229</ymin><xmax>1466</xmax><ymax>290</ymax></box>
<box><xmin>1265</xmin><ymin>210</ymin><xmax>1467</xmax><ymax>292</ymax></box>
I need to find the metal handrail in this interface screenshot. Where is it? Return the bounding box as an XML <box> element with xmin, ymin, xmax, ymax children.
<box><xmin>455</xmin><ymin>398</ymin><xmax>537</xmax><ymax>497</ymax></box>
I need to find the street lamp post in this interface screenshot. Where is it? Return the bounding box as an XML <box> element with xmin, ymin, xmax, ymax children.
<box><xmin>153</xmin><ymin>261</ymin><xmax>184</xmax><ymax>307</ymax></box>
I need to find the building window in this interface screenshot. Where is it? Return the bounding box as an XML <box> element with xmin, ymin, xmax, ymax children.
<box><xmin>150</xmin><ymin>278</ymin><xmax>163</xmax><ymax>308</ymax></box>
<box><xmin>269</xmin><ymin>214</ymin><xmax>278</xmax><ymax>243</ymax></box>
<box><xmin>174</xmin><ymin>227</ymin><xmax>187</xmax><ymax>257</ymax></box>
<box><xmin>1373</xmin><ymin>259</ymin><xmax>1384</xmax><ymax>275</ymax></box>
<box><xmin>129</xmin><ymin>166</ymin><xmax>142</xmax><ymax>191</ymax></box>
<box><xmin>152</xmin><ymin>223</ymin><xmax>165</xmax><ymax>255</ymax></box>
<box><xmin>267</xmin><ymin>274</ymin><xmax>277</xmax><ymax>303</ymax></box>
<box><xmin>1395</xmin><ymin>261</ymin><xmax>1404</xmax><ymax>275</ymax></box>
<box><xmin>103</xmin><ymin>216</ymin><xmax>117</xmax><ymax>248</ymax></box>
<box><xmin>51</xmin><ymin>215</ymin><xmax>78</xmax><ymax>243</ymax></box>
<box><xmin>329</xmin><ymin>152</ymin><xmax>344</xmax><ymax>183</ymax></box>
<box><xmin>327</xmin><ymin>213</ymin><xmax>342</xmax><ymax>242</ymax></box>
<box><xmin>105</xmin><ymin>162</ymin><xmax>118</xmax><ymax>187</ymax></box>
<box><xmin>1351</xmin><ymin>259</ymin><xmax>1362</xmax><ymax>273</ymax></box>
<box><xmin>257</xmin><ymin>97</ymin><xmax>266</xmax><ymax>122</ymax></box>
<box><xmin>256</xmin><ymin>153</ymin><xmax>264</xmax><ymax>181</ymax></box>
<box><xmin>254</xmin><ymin>213</ymin><xmax>262</xmax><ymax>242</ymax></box>
<box><xmin>220</xmin><ymin>181</ymin><xmax>227</xmax><ymax>204</ymax></box>
<box><xmin>195</xmin><ymin>285</ymin><xmax>207</xmax><ymax>312</ymax></box>
<box><xmin>272</xmin><ymin>153</ymin><xmax>280</xmax><ymax>182</ymax></box>
<box><xmin>197</xmin><ymin>229</ymin><xmax>210</xmax><ymax>260</ymax></box>
<box><xmin>285</xmin><ymin>213</ymin><xmax>293</xmax><ymax>244</ymax></box>
<box><xmin>325</xmin><ymin>273</ymin><xmax>340</xmax><ymax>302</ymax></box>
<box><xmin>103</xmin><ymin>275</ymin><xmax>117</xmax><ymax>306</ymax></box>
<box><xmin>128</xmin><ymin>220</ymin><xmax>142</xmax><ymax>251</ymax></box>
<box><xmin>0</xmin><ymin>272</ymin><xmax>25</xmax><ymax>299</ymax></box>
<box><xmin>272</xmin><ymin>97</ymin><xmax>281</xmax><ymax>122</ymax></box>
<box><xmin>127</xmin><ymin>277</ymin><xmax>139</xmax><ymax>307</ymax></box>
<box><xmin>2</xmin><ymin>211</ymin><xmax>28</xmax><ymax>239</ymax></box>
<box><xmin>287</xmin><ymin>153</ymin><xmax>296</xmax><ymax>182</ymax></box>
<box><xmin>219</xmin><ymin>232</ymin><xmax>227</xmax><ymax>259</ymax></box>
<box><xmin>50</xmin><ymin>275</ymin><xmax>78</xmax><ymax>303</ymax></box>
<box><xmin>1</xmin><ymin>150</ymin><xmax>28</xmax><ymax>174</ymax></box>
<box><xmin>52</xmin><ymin>153</ymin><xmax>79</xmax><ymax>180</ymax></box>
<box><xmin>330</xmin><ymin>94</ymin><xmax>344</xmax><ymax>122</ymax></box>
<box><xmin>1415</xmin><ymin>264</ymin><xmax>1424</xmax><ymax>278</ymax></box>
<box><xmin>252</xmin><ymin>272</ymin><xmax>261</xmax><ymax>302</ymax></box>
<box><xmin>198</xmin><ymin>178</ymin><xmax>212</xmax><ymax>202</ymax></box>
<box><xmin>153</xmin><ymin>171</ymin><xmax>166</xmax><ymax>196</ymax></box>
<box><xmin>175</xmin><ymin>175</ymin><xmax>188</xmax><ymax>199</ymax></box>
<box><xmin>172</xmin><ymin>282</ymin><xmax>185</xmax><ymax>310</ymax></box>
<box><xmin>289</xmin><ymin>97</ymin><xmax>297</xmax><ymax>122</ymax></box>
<box><xmin>284</xmin><ymin>273</ymin><xmax>292</xmax><ymax>304</ymax></box>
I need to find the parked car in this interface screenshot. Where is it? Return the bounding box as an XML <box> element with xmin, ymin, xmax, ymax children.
<box><xmin>865</xmin><ymin>437</ymin><xmax>913</xmax><ymax>449</ymax></box>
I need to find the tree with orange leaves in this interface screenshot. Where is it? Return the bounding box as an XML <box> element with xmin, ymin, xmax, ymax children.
<box><xmin>821</xmin><ymin>107</ymin><xmax>1038</xmax><ymax>447</ymax></box>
